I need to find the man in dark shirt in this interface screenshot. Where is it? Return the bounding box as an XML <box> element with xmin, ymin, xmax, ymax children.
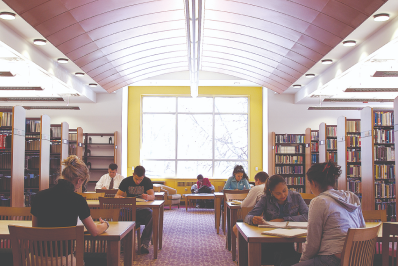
<box><xmin>115</xmin><ymin>165</ymin><xmax>154</xmax><ymax>254</ymax></box>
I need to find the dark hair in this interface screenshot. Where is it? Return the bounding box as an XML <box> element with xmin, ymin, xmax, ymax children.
<box><xmin>254</xmin><ymin>171</ymin><xmax>269</xmax><ymax>183</ymax></box>
<box><xmin>197</xmin><ymin>174</ymin><xmax>204</xmax><ymax>180</ymax></box>
<box><xmin>306</xmin><ymin>161</ymin><xmax>341</xmax><ymax>191</ymax></box>
<box><xmin>265</xmin><ymin>175</ymin><xmax>286</xmax><ymax>196</ymax></box>
<box><xmin>134</xmin><ymin>165</ymin><xmax>145</xmax><ymax>177</ymax></box>
<box><xmin>109</xmin><ymin>163</ymin><xmax>118</xmax><ymax>170</ymax></box>
<box><xmin>233</xmin><ymin>165</ymin><xmax>248</xmax><ymax>180</ymax></box>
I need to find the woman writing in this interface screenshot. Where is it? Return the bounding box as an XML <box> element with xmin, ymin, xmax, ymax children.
<box><xmin>31</xmin><ymin>155</ymin><xmax>108</xmax><ymax>236</ymax></box>
<box><xmin>280</xmin><ymin>161</ymin><xmax>365</xmax><ymax>266</ymax></box>
<box><xmin>223</xmin><ymin>165</ymin><xmax>250</xmax><ymax>190</ymax></box>
<box><xmin>244</xmin><ymin>174</ymin><xmax>309</xmax><ymax>265</ymax></box>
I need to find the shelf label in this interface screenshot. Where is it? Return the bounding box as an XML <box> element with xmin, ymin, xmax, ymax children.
<box><xmin>62</xmin><ymin>139</ymin><xmax>69</xmax><ymax>144</ymax></box>
<box><xmin>13</xmin><ymin>128</ymin><xmax>25</xmax><ymax>136</ymax></box>
<box><xmin>115</xmin><ymin>145</ymin><xmax>118</xmax><ymax>149</ymax></box>
<box><xmin>305</xmin><ymin>144</ymin><xmax>309</xmax><ymax>148</ymax></box>
<box><xmin>395</xmin><ymin>124</ymin><xmax>398</xmax><ymax>132</ymax></box>
<box><xmin>42</xmin><ymin>134</ymin><xmax>50</xmax><ymax>141</ymax></box>
<box><xmin>338</xmin><ymin>137</ymin><xmax>345</xmax><ymax>142</ymax></box>
<box><xmin>78</xmin><ymin>142</ymin><xmax>83</xmax><ymax>147</ymax></box>
<box><xmin>361</xmin><ymin>130</ymin><xmax>372</xmax><ymax>138</ymax></box>
<box><xmin>319</xmin><ymin>140</ymin><xmax>324</xmax><ymax>145</ymax></box>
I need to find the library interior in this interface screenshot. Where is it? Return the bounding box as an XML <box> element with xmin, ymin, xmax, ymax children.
<box><xmin>1</xmin><ymin>0</ymin><xmax>398</xmax><ymax>265</ymax></box>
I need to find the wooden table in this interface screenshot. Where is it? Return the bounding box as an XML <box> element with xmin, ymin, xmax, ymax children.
<box><xmin>184</xmin><ymin>193</ymin><xmax>215</xmax><ymax>211</ymax></box>
<box><xmin>214</xmin><ymin>192</ymin><xmax>223</xmax><ymax>234</ymax></box>
<box><xmin>0</xmin><ymin>220</ymin><xmax>135</xmax><ymax>266</ymax></box>
<box><xmin>155</xmin><ymin>192</ymin><xmax>166</xmax><ymax>200</ymax></box>
<box><xmin>236</xmin><ymin>222</ymin><xmax>383</xmax><ymax>266</ymax></box>
<box><xmin>226</xmin><ymin>201</ymin><xmax>241</xmax><ymax>260</ymax></box>
<box><xmin>87</xmin><ymin>199</ymin><xmax>165</xmax><ymax>259</ymax></box>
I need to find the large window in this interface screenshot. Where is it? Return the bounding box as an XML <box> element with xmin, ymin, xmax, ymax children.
<box><xmin>141</xmin><ymin>96</ymin><xmax>248</xmax><ymax>178</ymax></box>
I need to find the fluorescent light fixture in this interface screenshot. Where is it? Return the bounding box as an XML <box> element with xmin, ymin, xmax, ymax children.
<box><xmin>74</xmin><ymin>72</ymin><xmax>85</xmax><ymax>77</ymax></box>
<box><xmin>308</xmin><ymin>107</ymin><xmax>363</xmax><ymax>110</ymax></box>
<box><xmin>23</xmin><ymin>106</ymin><xmax>80</xmax><ymax>110</ymax></box>
<box><xmin>33</xmin><ymin>39</ymin><xmax>47</xmax><ymax>46</ymax></box>
<box><xmin>345</xmin><ymin>88</ymin><xmax>398</xmax><ymax>92</ymax></box>
<box><xmin>89</xmin><ymin>83</ymin><xmax>97</xmax><ymax>87</ymax></box>
<box><xmin>323</xmin><ymin>98</ymin><xmax>393</xmax><ymax>102</ymax></box>
<box><xmin>305</xmin><ymin>74</ymin><xmax>315</xmax><ymax>78</ymax></box>
<box><xmin>373</xmin><ymin>13</ymin><xmax>390</xmax><ymax>21</ymax></box>
<box><xmin>0</xmin><ymin>86</ymin><xmax>43</xmax><ymax>90</ymax></box>
<box><xmin>293</xmin><ymin>84</ymin><xmax>301</xmax><ymax>88</ymax></box>
<box><xmin>321</xmin><ymin>59</ymin><xmax>333</xmax><ymax>65</ymax></box>
<box><xmin>57</xmin><ymin>58</ymin><xmax>69</xmax><ymax>63</ymax></box>
<box><xmin>343</xmin><ymin>40</ymin><xmax>356</xmax><ymax>46</ymax></box>
<box><xmin>0</xmin><ymin>97</ymin><xmax>64</xmax><ymax>101</ymax></box>
<box><xmin>0</xmin><ymin>71</ymin><xmax>14</xmax><ymax>77</ymax></box>
<box><xmin>0</xmin><ymin>12</ymin><xmax>16</xmax><ymax>20</ymax></box>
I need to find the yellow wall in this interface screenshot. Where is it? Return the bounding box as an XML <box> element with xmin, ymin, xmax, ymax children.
<box><xmin>127</xmin><ymin>86</ymin><xmax>263</xmax><ymax>185</ymax></box>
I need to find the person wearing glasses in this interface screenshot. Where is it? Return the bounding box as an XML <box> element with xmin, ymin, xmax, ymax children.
<box><xmin>223</xmin><ymin>165</ymin><xmax>251</xmax><ymax>190</ymax></box>
<box><xmin>115</xmin><ymin>165</ymin><xmax>154</xmax><ymax>255</ymax></box>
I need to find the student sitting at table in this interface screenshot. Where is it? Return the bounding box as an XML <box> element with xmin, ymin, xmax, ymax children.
<box><xmin>223</xmin><ymin>165</ymin><xmax>251</xmax><ymax>190</ymax></box>
<box><xmin>241</xmin><ymin>171</ymin><xmax>268</xmax><ymax>208</ymax></box>
<box><xmin>191</xmin><ymin>174</ymin><xmax>215</xmax><ymax>208</ymax></box>
<box><xmin>243</xmin><ymin>174</ymin><xmax>309</xmax><ymax>266</ymax></box>
<box><xmin>95</xmin><ymin>163</ymin><xmax>124</xmax><ymax>190</ymax></box>
<box><xmin>280</xmin><ymin>161</ymin><xmax>365</xmax><ymax>266</ymax></box>
<box><xmin>115</xmin><ymin>165</ymin><xmax>155</xmax><ymax>255</ymax></box>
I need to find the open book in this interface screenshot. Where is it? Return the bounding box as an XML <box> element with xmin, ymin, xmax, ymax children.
<box><xmin>261</xmin><ymin>228</ymin><xmax>307</xmax><ymax>238</ymax></box>
<box><xmin>258</xmin><ymin>221</ymin><xmax>308</xmax><ymax>229</ymax></box>
<box><xmin>136</xmin><ymin>198</ymin><xmax>146</xmax><ymax>202</ymax></box>
<box><xmin>231</xmin><ymin>200</ymin><xmax>243</xmax><ymax>205</ymax></box>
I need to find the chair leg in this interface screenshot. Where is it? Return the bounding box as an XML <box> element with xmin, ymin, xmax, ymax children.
<box><xmin>136</xmin><ymin>228</ymin><xmax>141</xmax><ymax>255</ymax></box>
<box><xmin>178</xmin><ymin>203</ymin><xmax>180</xmax><ymax>209</ymax></box>
<box><xmin>169</xmin><ymin>204</ymin><xmax>171</xmax><ymax>210</ymax></box>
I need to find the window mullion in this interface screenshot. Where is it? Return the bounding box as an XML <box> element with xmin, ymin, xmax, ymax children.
<box><xmin>175</xmin><ymin>96</ymin><xmax>178</xmax><ymax>177</ymax></box>
<box><xmin>212</xmin><ymin>96</ymin><xmax>216</xmax><ymax>178</ymax></box>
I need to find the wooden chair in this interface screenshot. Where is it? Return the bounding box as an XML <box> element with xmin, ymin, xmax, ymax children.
<box><xmin>299</xmin><ymin>193</ymin><xmax>316</xmax><ymax>205</ymax></box>
<box><xmin>77</xmin><ymin>192</ymin><xmax>105</xmax><ymax>200</ymax></box>
<box><xmin>363</xmin><ymin>209</ymin><xmax>387</xmax><ymax>222</ymax></box>
<box><xmin>95</xmin><ymin>189</ymin><xmax>119</xmax><ymax>198</ymax></box>
<box><xmin>340</xmin><ymin>223</ymin><xmax>381</xmax><ymax>266</ymax></box>
<box><xmin>380</xmin><ymin>222</ymin><xmax>398</xmax><ymax>266</ymax></box>
<box><xmin>0</xmin><ymin>207</ymin><xmax>32</xmax><ymax>221</ymax></box>
<box><xmin>9</xmin><ymin>225</ymin><xmax>84</xmax><ymax>266</ymax></box>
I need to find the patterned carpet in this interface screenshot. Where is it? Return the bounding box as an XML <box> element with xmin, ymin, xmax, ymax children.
<box><xmin>131</xmin><ymin>207</ymin><xmax>237</xmax><ymax>266</ymax></box>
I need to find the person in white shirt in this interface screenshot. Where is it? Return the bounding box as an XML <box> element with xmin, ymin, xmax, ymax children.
<box><xmin>95</xmin><ymin>163</ymin><xmax>124</xmax><ymax>190</ymax></box>
<box><xmin>241</xmin><ymin>171</ymin><xmax>268</xmax><ymax>207</ymax></box>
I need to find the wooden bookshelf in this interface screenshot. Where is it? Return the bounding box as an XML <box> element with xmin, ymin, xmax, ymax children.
<box><xmin>319</xmin><ymin>123</ymin><xmax>337</xmax><ymax>163</ymax></box>
<box><xmin>39</xmin><ymin>115</ymin><xmax>50</xmax><ymax>191</ymax></box>
<box><xmin>305</xmin><ymin>128</ymin><xmax>318</xmax><ymax>193</ymax></box>
<box><xmin>272</xmin><ymin>132</ymin><xmax>306</xmax><ymax>193</ymax></box>
<box><xmin>68</xmin><ymin>127</ymin><xmax>84</xmax><ymax>159</ymax></box>
<box><xmin>361</xmin><ymin>107</ymin><xmax>395</xmax><ymax>221</ymax></box>
<box><xmin>24</xmin><ymin>118</ymin><xmax>41</xmax><ymax>195</ymax></box>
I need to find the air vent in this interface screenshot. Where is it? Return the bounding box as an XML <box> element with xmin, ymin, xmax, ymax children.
<box><xmin>23</xmin><ymin>106</ymin><xmax>80</xmax><ymax>110</ymax></box>
<box><xmin>373</xmin><ymin>71</ymin><xmax>398</xmax><ymax>77</ymax></box>
<box><xmin>323</xmin><ymin>98</ymin><xmax>393</xmax><ymax>102</ymax></box>
<box><xmin>0</xmin><ymin>86</ymin><xmax>43</xmax><ymax>90</ymax></box>
<box><xmin>308</xmin><ymin>107</ymin><xmax>364</xmax><ymax>110</ymax></box>
<box><xmin>0</xmin><ymin>71</ymin><xmax>14</xmax><ymax>77</ymax></box>
<box><xmin>345</xmin><ymin>88</ymin><xmax>398</xmax><ymax>92</ymax></box>
<box><xmin>177</xmin><ymin>182</ymin><xmax>186</xmax><ymax>187</ymax></box>
<box><xmin>0</xmin><ymin>97</ymin><xmax>64</xmax><ymax>101</ymax></box>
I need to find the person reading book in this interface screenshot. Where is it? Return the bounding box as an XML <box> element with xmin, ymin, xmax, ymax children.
<box><xmin>191</xmin><ymin>174</ymin><xmax>215</xmax><ymax>208</ymax></box>
<box><xmin>242</xmin><ymin>174</ymin><xmax>309</xmax><ymax>265</ymax></box>
<box><xmin>95</xmin><ymin>163</ymin><xmax>124</xmax><ymax>190</ymax></box>
<box><xmin>115</xmin><ymin>165</ymin><xmax>155</xmax><ymax>254</ymax></box>
<box><xmin>223</xmin><ymin>165</ymin><xmax>251</xmax><ymax>190</ymax></box>
<box><xmin>280</xmin><ymin>161</ymin><xmax>365</xmax><ymax>266</ymax></box>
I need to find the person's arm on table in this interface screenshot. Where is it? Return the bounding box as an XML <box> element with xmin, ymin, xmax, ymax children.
<box><xmin>142</xmin><ymin>189</ymin><xmax>155</xmax><ymax>201</ymax></box>
<box><xmin>95</xmin><ymin>175</ymin><xmax>107</xmax><ymax>190</ymax></box>
<box><xmin>115</xmin><ymin>189</ymin><xmax>127</xmax><ymax>198</ymax></box>
<box><xmin>244</xmin><ymin>196</ymin><xmax>267</xmax><ymax>225</ymax></box>
<box><xmin>241</xmin><ymin>189</ymin><xmax>254</xmax><ymax>208</ymax></box>
<box><xmin>82</xmin><ymin>216</ymin><xmax>109</xmax><ymax>237</ymax></box>
<box><xmin>223</xmin><ymin>177</ymin><xmax>232</xmax><ymax>190</ymax></box>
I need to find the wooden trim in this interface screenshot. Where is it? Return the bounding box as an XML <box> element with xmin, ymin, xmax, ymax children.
<box><xmin>39</xmin><ymin>115</ymin><xmax>50</xmax><ymax>190</ymax></box>
<box><xmin>11</xmin><ymin>106</ymin><xmax>25</xmax><ymax>207</ymax></box>
<box><xmin>337</xmin><ymin>116</ymin><xmax>347</xmax><ymax>190</ymax></box>
<box><xmin>270</xmin><ymin>132</ymin><xmax>275</xmax><ymax>176</ymax></box>
<box><xmin>319</xmin><ymin>122</ymin><xmax>326</xmax><ymax>163</ymax></box>
<box><xmin>361</xmin><ymin>107</ymin><xmax>374</xmax><ymax>211</ymax></box>
<box><xmin>60</xmin><ymin>122</ymin><xmax>69</xmax><ymax>172</ymax></box>
<box><xmin>304</xmin><ymin>128</ymin><xmax>311</xmax><ymax>193</ymax></box>
<box><xmin>76</xmin><ymin>127</ymin><xmax>83</xmax><ymax>159</ymax></box>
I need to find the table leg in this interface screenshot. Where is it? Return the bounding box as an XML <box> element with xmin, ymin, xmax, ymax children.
<box><xmin>238</xmin><ymin>230</ymin><xmax>248</xmax><ymax>266</ymax></box>
<box><xmin>226</xmin><ymin>206</ymin><xmax>231</xmax><ymax>250</ymax></box>
<box><xmin>152</xmin><ymin>207</ymin><xmax>159</xmax><ymax>259</ymax></box>
<box><xmin>159</xmin><ymin>204</ymin><xmax>164</xmax><ymax>249</ymax></box>
<box><xmin>215</xmin><ymin>196</ymin><xmax>221</xmax><ymax>234</ymax></box>
<box><xmin>231</xmin><ymin>208</ymin><xmax>237</xmax><ymax>261</ymax></box>
<box><xmin>185</xmin><ymin>197</ymin><xmax>188</xmax><ymax>211</ymax></box>
<box><xmin>248</xmin><ymin>242</ymin><xmax>261</xmax><ymax>266</ymax></box>
<box><xmin>124</xmin><ymin>229</ymin><xmax>134</xmax><ymax>265</ymax></box>
<box><xmin>222</xmin><ymin>200</ymin><xmax>226</xmax><ymax>234</ymax></box>
<box><xmin>107</xmin><ymin>240</ymin><xmax>121</xmax><ymax>266</ymax></box>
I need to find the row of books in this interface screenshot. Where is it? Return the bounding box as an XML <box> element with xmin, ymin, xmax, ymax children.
<box><xmin>24</xmin><ymin>174</ymin><xmax>39</xmax><ymax>188</ymax></box>
<box><xmin>347</xmin><ymin>150</ymin><xmax>361</xmax><ymax>162</ymax></box>
<box><xmin>375</xmin><ymin>199</ymin><xmax>396</xmax><ymax>220</ymax></box>
<box><xmin>326</xmin><ymin>139</ymin><xmax>337</xmax><ymax>150</ymax></box>
<box><xmin>326</xmin><ymin>151</ymin><xmax>337</xmax><ymax>162</ymax></box>
<box><xmin>347</xmin><ymin>179</ymin><xmax>361</xmax><ymax>194</ymax></box>
<box><xmin>346</xmin><ymin>120</ymin><xmax>360</xmax><ymax>133</ymax></box>
<box><xmin>374</xmin><ymin>111</ymin><xmax>394</xmax><ymax>126</ymax></box>
<box><xmin>26</xmin><ymin>140</ymin><xmax>40</xmax><ymax>151</ymax></box>
<box><xmin>374</xmin><ymin>164</ymin><xmax>395</xmax><ymax>179</ymax></box>
<box><xmin>26</xmin><ymin>120</ymin><xmax>40</xmax><ymax>133</ymax></box>
<box><xmin>311</xmin><ymin>142</ymin><xmax>318</xmax><ymax>152</ymax></box>
<box><xmin>0</xmin><ymin>112</ymin><xmax>12</xmax><ymax>127</ymax></box>
<box><xmin>27</xmin><ymin>156</ymin><xmax>40</xmax><ymax>169</ymax></box>
<box><xmin>275</xmin><ymin>145</ymin><xmax>303</xmax><ymax>154</ymax></box>
<box><xmin>0</xmin><ymin>153</ymin><xmax>11</xmax><ymax>169</ymax></box>
<box><xmin>326</xmin><ymin>126</ymin><xmax>337</xmax><ymax>137</ymax></box>
<box><xmin>374</xmin><ymin>129</ymin><xmax>394</xmax><ymax>144</ymax></box>
<box><xmin>69</xmin><ymin>133</ymin><xmax>77</xmax><ymax>141</ymax></box>
<box><xmin>0</xmin><ymin>175</ymin><xmax>11</xmax><ymax>190</ymax></box>
<box><xmin>284</xmin><ymin>176</ymin><xmax>304</xmax><ymax>185</ymax></box>
<box><xmin>51</xmin><ymin>127</ymin><xmax>62</xmax><ymax>138</ymax></box>
<box><xmin>374</xmin><ymin>146</ymin><xmax>395</xmax><ymax>161</ymax></box>
<box><xmin>50</xmin><ymin>143</ymin><xmax>61</xmax><ymax>153</ymax></box>
<box><xmin>0</xmin><ymin>196</ymin><xmax>10</xmax><ymax>206</ymax></box>
<box><xmin>347</xmin><ymin>165</ymin><xmax>361</xmax><ymax>177</ymax></box>
<box><xmin>347</xmin><ymin>135</ymin><xmax>361</xmax><ymax>147</ymax></box>
<box><xmin>275</xmin><ymin>166</ymin><xmax>304</xmax><ymax>174</ymax></box>
<box><xmin>275</xmin><ymin>134</ymin><xmax>305</xmax><ymax>143</ymax></box>
<box><xmin>288</xmin><ymin>187</ymin><xmax>304</xmax><ymax>193</ymax></box>
<box><xmin>311</xmin><ymin>131</ymin><xmax>318</xmax><ymax>141</ymax></box>
<box><xmin>311</xmin><ymin>154</ymin><xmax>319</xmax><ymax>164</ymax></box>
<box><xmin>375</xmin><ymin>181</ymin><xmax>395</xmax><ymax>198</ymax></box>
<box><xmin>0</xmin><ymin>134</ymin><xmax>11</xmax><ymax>149</ymax></box>
<box><xmin>275</xmin><ymin>155</ymin><xmax>303</xmax><ymax>164</ymax></box>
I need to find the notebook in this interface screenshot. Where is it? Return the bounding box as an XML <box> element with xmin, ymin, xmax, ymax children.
<box><xmin>231</xmin><ymin>200</ymin><xmax>243</xmax><ymax>205</ymax></box>
<box><xmin>261</xmin><ymin>228</ymin><xmax>307</xmax><ymax>238</ymax></box>
<box><xmin>258</xmin><ymin>221</ymin><xmax>308</xmax><ymax>229</ymax></box>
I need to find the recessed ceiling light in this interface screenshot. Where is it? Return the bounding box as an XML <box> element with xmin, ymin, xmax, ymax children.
<box><xmin>293</xmin><ymin>84</ymin><xmax>301</xmax><ymax>88</ymax></box>
<box><xmin>342</xmin><ymin>40</ymin><xmax>356</xmax><ymax>47</ymax></box>
<box><xmin>89</xmin><ymin>83</ymin><xmax>97</xmax><ymax>87</ymax></box>
<box><xmin>321</xmin><ymin>59</ymin><xmax>333</xmax><ymax>65</ymax></box>
<box><xmin>373</xmin><ymin>13</ymin><xmax>390</xmax><ymax>22</ymax></box>
<box><xmin>57</xmin><ymin>58</ymin><xmax>69</xmax><ymax>64</ymax></box>
<box><xmin>305</xmin><ymin>74</ymin><xmax>315</xmax><ymax>78</ymax></box>
<box><xmin>75</xmin><ymin>72</ymin><xmax>85</xmax><ymax>77</ymax></box>
<box><xmin>33</xmin><ymin>39</ymin><xmax>47</xmax><ymax>46</ymax></box>
<box><xmin>0</xmin><ymin>12</ymin><xmax>16</xmax><ymax>20</ymax></box>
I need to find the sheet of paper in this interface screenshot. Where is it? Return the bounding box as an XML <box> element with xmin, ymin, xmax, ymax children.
<box><xmin>258</xmin><ymin>222</ymin><xmax>288</xmax><ymax>228</ymax></box>
<box><xmin>261</xmin><ymin>228</ymin><xmax>307</xmax><ymax>238</ymax></box>
<box><xmin>287</xmin><ymin>222</ymin><xmax>308</xmax><ymax>229</ymax></box>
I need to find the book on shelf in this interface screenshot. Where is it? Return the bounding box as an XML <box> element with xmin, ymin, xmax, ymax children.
<box><xmin>275</xmin><ymin>145</ymin><xmax>304</xmax><ymax>154</ymax></box>
<box><xmin>284</xmin><ymin>176</ymin><xmax>304</xmax><ymax>185</ymax></box>
<box><xmin>0</xmin><ymin>112</ymin><xmax>12</xmax><ymax>127</ymax></box>
<box><xmin>326</xmin><ymin>126</ymin><xmax>337</xmax><ymax>137</ymax></box>
<box><xmin>275</xmin><ymin>166</ymin><xmax>303</xmax><ymax>174</ymax></box>
<box><xmin>275</xmin><ymin>155</ymin><xmax>303</xmax><ymax>164</ymax></box>
<box><xmin>275</xmin><ymin>134</ymin><xmax>304</xmax><ymax>143</ymax></box>
<box><xmin>261</xmin><ymin>228</ymin><xmax>308</xmax><ymax>238</ymax></box>
<box><xmin>259</xmin><ymin>221</ymin><xmax>308</xmax><ymax>229</ymax></box>
<box><xmin>374</xmin><ymin>129</ymin><xmax>394</xmax><ymax>143</ymax></box>
<box><xmin>374</xmin><ymin>146</ymin><xmax>395</xmax><ymax>161</ymax></box>
<box><xmin>347</xmin><ymin>120</ymin><xmax>360</xmax><ymax>132</ymax></box>
<box><xmin>374</xmin><ymin>111</ymin><xmax>394</xmax><ymax>126</ymax></box>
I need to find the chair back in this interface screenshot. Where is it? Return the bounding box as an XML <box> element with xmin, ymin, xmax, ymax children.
<box><xmin>9</xmin><ymin>225</ymin><xmax>84</xmax><ymax>266</ymax></box>
<box><xmin>153</xmin><ymin>184</ymin><xmax>161</xmax><ymax>192</ymax></box>
<box><xmin>0</xmin><ymin>207</ymin><xmax>32</xmax><ymax>220</ymax></box>
<box><xmin>90</xmin><ymin>208</ymin><xmax>120</xmax><ymax>222</ymax></box>
<box><xmin>225</xmin><ymin>193</ymin><xmax>248</xmax><ymax>202</ymax></box>
<box><xmin>77</xmin><ymin>192</ymin><xmax>105</xmax><ymax>200</ymax></box>
<box><xmin>299</xmin><ymin>193</ymin><xmax>316</xmax><ymax>205</ymax></box>
<box><xmin>99</xmin><ymin>197</ymin><xmax>136</xmax><ymax>221</ymax></box>
<box><xmin>241</xmin><ymin>206</ymin><xmax>254</xmax><ymax>219</ymax></box>
<box><xmin>362</xmin><ymin>210</ymin><xmax>387</xmax><ymax>222</ymax></box>
<box><xmin>381</xmin><ymin>222</ymin><xmax>398</xmax><ymax>266</ymax></box>
<box><xmin>95</xmin><ymin>189</ymin><xmax>119</xmax><ymax>197</ymax></box>
<box><xmin>340</xmin><ymin>223</ymin><xmax>381</xmax><ymax>266</ymax></box>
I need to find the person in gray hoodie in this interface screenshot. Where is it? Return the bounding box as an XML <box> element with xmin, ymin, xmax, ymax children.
<box><xmin>281</xmin><ymin>161</ymin><xmax>365</xmax><ymax>266</ymax></box>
